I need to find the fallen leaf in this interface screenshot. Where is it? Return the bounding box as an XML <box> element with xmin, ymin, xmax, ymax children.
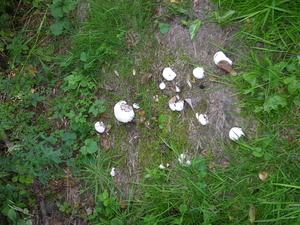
<box><xmin>169</xmin><ymin>96</ymin><xmax>177</xmax><ymax>104</ymax></box>
<box><xmin>184</xmin><ymin>98</ymin><xmax>194</xmax><ymax>111</ymax></box>
<box><xmin>217</xmin><ymin>60</ymin><xmax>233</xmax><ymax>73</ymax></box>
<box><xmin>249</xmin><ymin>205</ymin><xmax>256</xmax><ymax>223</ymax></box>
<box><xmin>138</xmin><ymin>110</ymin><xmax>145</xmax><ymax>116</ymax></box>
<box><xmin>141</xmin><ymin>73</ymin><xmax>153</xmax><ymax>84</ymax></box>
<box><xmin>105</xmin><ymin>124</ymin><xmax>112</xmax><ymax>133</ymax></box>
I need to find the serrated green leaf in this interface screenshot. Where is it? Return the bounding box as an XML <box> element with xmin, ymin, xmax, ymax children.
<box><xmin>189</xmin><ymin>19</ymin><xmax>201</xmax><ymax>41</ymax></box>
<box><xmin>263</xmin><ymin>95</ymin><xmax>287</xmax><ymax>112</ymax></box>
<box><xmin>288</xmin><ymin>79</ymin><xmax>299</xmax><ymax>95</ymax></box>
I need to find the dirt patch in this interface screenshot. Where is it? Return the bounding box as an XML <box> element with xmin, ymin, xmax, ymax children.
<box><xmin>108</xmin><ymin>1</ymin><xmax>244</xmax><ymax>195</ymax></box>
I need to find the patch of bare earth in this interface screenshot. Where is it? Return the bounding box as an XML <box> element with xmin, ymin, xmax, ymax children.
<box><xmin>110</xmin><ymin>1</ymin><xmax>245</xmax><ymax>195</ymax></box>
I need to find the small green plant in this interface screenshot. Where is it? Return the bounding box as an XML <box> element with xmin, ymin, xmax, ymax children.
<box><xmin>158</xmin><ymin>22</ymin><xmax>170</xmax><ymax>34</ymax></box>
<box><xmin>49</xmin><ymin>0</ymin><xmax>77</xmax><ymax>35</ymax></box>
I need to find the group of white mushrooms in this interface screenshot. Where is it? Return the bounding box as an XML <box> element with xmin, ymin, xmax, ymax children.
<box><xmin>94</xmin><ymin>51</ymin><xmax>245</xmax><ymax>173</ymax></box>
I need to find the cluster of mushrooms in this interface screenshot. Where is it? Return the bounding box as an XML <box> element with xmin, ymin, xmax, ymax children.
<box><xmin>94</xmin><ymin>51</ymin><xmax>245</xmax><ymax>173</ymax></box>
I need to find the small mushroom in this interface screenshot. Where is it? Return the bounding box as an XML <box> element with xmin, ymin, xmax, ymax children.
<box><xmin>214</xmin><ymin>51</ymin><xmax>233</xmax><ymax>73</ymax></box>
<box><xmin>159</xmin><ymin>82</ymin><xmax>166</xmax><ymax>90</ymax></box>
<box><xmin>229</xmin><ymin>127</ymin><xmax>245</xmax><ymax>141</ymax></box>
<box><xmin>94</xmin><ymin>121</ymin><xmax>106</xmax><ymax>133</ymax></box>
<box><xmin>132</xmin><ymin>103</ymin><xmax>140</xmax><ymax>109</ymax></box>
<box><xmin>169</xmin><ymin>96</ymin><xmax>184</xmax><ymax>111</ymax></box>
<box><xmin>159</xmin><ymin>164</ymin><xmax>165</xmax><ymax>169</ymax></box>
<box><xmin>163</xmin><ymin>67</ymin><xmax>177</xmax><ymax>81</ymax></box>
<box><xmin>193</xmin><ymin>67</ymin><xmax>205</xmax><ymax>79</ymax></box>
<box><xmin>178</xmin><ymin>154</ymin><xmax>191</xmax><ymax>166</ymax></box>
<box><xmin>114</xmin><ymin>100</ymin><xmax>135</xmax><ymax>123</ymax></box>
<box><xmin>196</xmin><ymin>113</ymin><xmax>209</xmax><ymax>125</ymax></box>
<box><xmin>110</xmin><ymin>167</ymin><xmax>116</xmax><ymax>177</ymax></box>
<box><xmin>214</xmin><ymin>51</ymin><xmax>232</xmax><ymax>65</ymax></box>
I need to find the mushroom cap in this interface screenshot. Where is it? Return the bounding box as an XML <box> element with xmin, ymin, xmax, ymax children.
<box><xmin>214</xmin><ymin>51</ymin><xmax>232</xmax><ymax>65</ymax></box>
<box><xmin>163</xmin><ymin>67</ymin><xmax>177</xmax><ymax>81</ymax></box>
<box><xmin>193</xmin><ymin>67</ymin><xmax>205</xmax><ymax>79</ymax></box>
<box><xmin>159</xmin><ymin>82</ymin><xmax>166</xmax><ymax>90</ymax></box>
<box><xmin>196</xmin><ymin>113</ymin><xmax>209</xmax><ymax>125</ymax></box>
<box><xmin>94</xmin><ymin>121</ymin><xmax>106</xmax><ymax>133</ymax></box>
<box><xmin>229</xmin><ymin>127</ymin><xmax>244</xmax><ymax>141</ymax></box>
<box><xmin>169</xmin><ymin>100</ymin><xmax>184</xmax><ymax>111</ymax></box>
<box><xmin>110</xmin><ymin>167</ymin><xmax>116</xmax><ymax>177</ymax></box>
<box><xmin>114</xmin><ymin>100</ymin><xmax>135</xmax><ymax>123</ymax></box>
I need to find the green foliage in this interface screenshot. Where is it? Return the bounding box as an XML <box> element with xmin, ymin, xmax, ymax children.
<box><xmin>80</xmin><ymin>138</ymin><xmax>98</xmax><ymax>155</ymax></box>
<box><xmin>49</xmin><ymin>0</ymin><xmax>77</xmax><ymax>35</ymax></box>
<box><xmin>180</xmin><ymin>19</ymin><xmax>202</xmax><ymax>41</ymax></box>
<box><xmin>158</xmin><ymin>23</ymin><xmax>170</xmax><ymax>34</ymax></box>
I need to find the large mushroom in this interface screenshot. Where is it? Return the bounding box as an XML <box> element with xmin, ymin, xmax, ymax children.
<box><xmin>163</xmin><ymin>67</ymin><xmax>177</xmax><ymax>81</ymax></box>
<box><xmin>214</xmin><ymin>51</ymin><xmax>234</xmax><ymax>74</ymax></box>
<box><xmin>229</xmin><ymin>127</ymin><xmax>245</xmax><ymax>141</ymax></box>
<box><xmin>114</xmin><ymin>101</ymin><xmax>135</xmax><ymax>123</ymax></box>
<box><xmin>193</xmin><ymin>67</ymin><xmax>205</xmax><ymax>79</ymax></box>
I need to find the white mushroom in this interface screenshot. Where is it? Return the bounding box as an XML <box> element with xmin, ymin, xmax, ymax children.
<box><xmin>178</xmin><ymin>154</ymin><xmax>191</xmax><ymax>166</ymax></box>
<box><xmin>159</xmin><ymin>164</ymin><xmax>165</xmax><ymax>169</ymax></box>
<box><xmin>110</xmin><ymin>167</ymin><xmax>116</xmax><ymax>177</ymax></box>
<box><xmin>132</xmin><ymin>103</ymin><xmax>140</xmax><ymax>109</ymax></box>
<box><xmin>229</xmin><ymin>127</ymin><xmax>245</xmax><ymax>141</ymax></box>
<box><xmin>163</xmin><ymin>67</ymin><xmax>177</xmax><ymax>81</ymax></box>
<box><xmin>193</xmin><ymin>67</ymin><xmax>205</xmax><ymax>79</ymax></box>
<box><xmin>196</xmin><ymin>113</ymin><xmax>209</xmax><ymax>125</ymax></box>
<box><xmin>214</xmin><ymin>51</ymin><xmax>232</xmax><ymax>65</ymax></box>
<box><xmin>159</xmin><ymin>82</ymin><xmax>166</xmax><ymax>90</ymax></box>
<box><xmin>114</xmin><ymin>101</ymin><xmax>135</xmax><ymax>123</ymax></box>
<box><xmin>175</xmin><ymin>85</ymin><xmax>181</xmax><ymax>93</ymax></box>
<box><xmin>169</xmin><ymin>96</ymin><xmax>184</xmax><ymax>111</ymax></box>
<box><xmin>94</xmin><ymin>121</ymin><xmax>106</xmax><ymax>133</ymax></box>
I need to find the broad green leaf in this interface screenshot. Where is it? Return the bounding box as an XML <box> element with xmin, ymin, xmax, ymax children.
<box><xmin>189</xmin><ymin>19</ymin><xmax>201</xmax><ymax>41</ymax></box>
<box><xmin>179</xmin><ymin>204</ymin><xmax>188</xmax><ymax>213</ymax></box>
<box><xmin>159</xmin><ymin>23</ymin><xmax>170</xmax><ymax>34</ymax></box>
<box><xmin>7</xmin><ymin>209</ymin><xmax>17</xmax><ymax>222</ymax></box>
<box><xmin>80</xmin><ymin>52</ymin><xmax>88</xmax><ymax>62</ymax></box>
<box><xmin>263</xmin><ymin>95</ymin><xmax>287</xmax><ymax>112</ymax></box>
<box><xmin>180</xmin><ymin>20</ymin><xmax>191</xmax><ymax>26</ymax></box>
<box><xmin>242</xmin><ymin>73</ymin><xmax>257</xmax><ymax>87</ymax></box>
<box><xmin>80</xmin><ymin>138</ymin><xmax>98</xmax><ymax>155</ymax></box>
<box><xmin>215</xmin><ymin>10</ymin><xmax>235</xmax><ymax>23</ymax></box>
<box><xmin>288</xmin><ymin>79</ymin><xmax>299</xmax><ymax>95</ymax></box>
<box><xmin>110</xmin><ymin>218</ymin><xmax>124</xmax><ymax>225</ymax></box>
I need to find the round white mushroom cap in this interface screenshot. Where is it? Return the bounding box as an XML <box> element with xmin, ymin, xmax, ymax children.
<box><xmin>114</xmin><ymin>100</ymin><xmax>135</xmax><ymax>123</ymax></box>
<box><xmin>229</xmin><ymin>127</ymin><xmax>245</xmax><ymax>141</ymax></box>
<box><xmin>196</xmin><ymin>113</ymin><xmax>209</xmax><ymax>125</ymax></box>
<box><xmin>163</xmin><ymin>67</ymin><xmax>177</xmax><ymax>81</ymax></box>
<box><xmin>193</xmin><ymin>67</ymin><xmax>205</xmax><ymax>79</ymax></box>
<box><xmin>94</xmin><ymin>121</ymin><xmax>106</xmax><ymax>133</ymax></box>
<box><xmin>214</xmin><ymin>51</ymin><xmax>232</xmax><ymax>65</ymax></box>
<box><xmin>159</xmin><ymin>82</ymin><xmax>166</xmax><ymax>90</ymax></box>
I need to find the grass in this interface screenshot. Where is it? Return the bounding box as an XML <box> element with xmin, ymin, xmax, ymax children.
<box><xmin>1</xmin><ymin>0</ymin><xmax>300</xmax><ymax>224</ymax></box>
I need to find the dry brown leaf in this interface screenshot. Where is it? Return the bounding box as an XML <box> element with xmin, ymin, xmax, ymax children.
<box><xmin>249</xmin><ymin>205</ymin><xmax>256</xmax><ymax>223</ymax></box>
<box><xmin>217</xmin><ymin>60</ymin><xmax>233</xmax><ymax>73</ymax></box>
<box><xmin>169</xmin><ymin>96</ymin><xmax>177</xmax><ymax>104</ymax></box>
<box><xmin>141</xmin><ymin>73</ymin><xmax>153</xmax><ymax>84</ymax></box>
<box><xmin>138</xmin><ymin>110</ymin><xmax>145</xmax><ymax>116</ymax></box>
